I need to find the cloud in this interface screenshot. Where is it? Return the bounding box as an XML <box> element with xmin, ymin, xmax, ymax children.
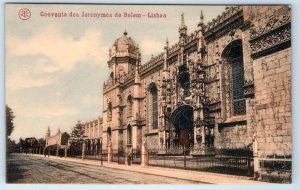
<box><xmin>6</xmin><ymin>25</ymin><xmax>109</xmax><ymax>89</ymax></box>
<box><xmin>19</xmin><ymin>103</ymin><xmax>78</xmax><ymax>119</ymax></box>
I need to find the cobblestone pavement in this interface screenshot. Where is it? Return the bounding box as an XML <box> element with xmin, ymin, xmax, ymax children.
<box><xmin>6</xmin><ymin>153</ymin><xmax>202</xmax><ymax>184</ymax></box>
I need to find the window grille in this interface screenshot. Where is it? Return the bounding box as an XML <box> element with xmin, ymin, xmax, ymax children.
<box><xmin>183</xmin><ymin>82</ymin><xmax>190</xmax><ymax>97</ymax></box>
<box><xmin>151</xmin><ymin>86</ymin><xmax>158</xmax><ymax>129</ymax></box>
<box><xmin>231</xmin><ymin>56</ymin><xmax>246</xmax><ymax>115</ymax></box>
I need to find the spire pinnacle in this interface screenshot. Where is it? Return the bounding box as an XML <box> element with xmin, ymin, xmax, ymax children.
<box><xmin>181</xmin><ymin>13</ymin><xmax>185</xmax><ymax>27</ymax></box>
<box><xmin>166</xmin><ymin>37</ymin><xmax>169</xmax><ymax>47</ymax></box>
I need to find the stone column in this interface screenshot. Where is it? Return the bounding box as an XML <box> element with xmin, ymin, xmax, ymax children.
<box><xmin>82</xmin><ymin>142</ymin><xmax>86</xmax><ymax>160</ymax></box>
<box><xmin>93</xmin><ymin>122</ymin><xmax>96</xmax><ymax>138</ymax></box>
<box><xmin>193</xmin><ymin>111</ymin><xmax>199</xmax><ymax>148</ymax></box>
<box><xmin>194</xmin><ymin>125</ymin><xmax>197</xmax><ymax>147</ymax></box>
<box><xmin>108</xmin><ymin>143</ymin><xmax>113</xmax><ymax>163</ymax></box>
<box><xmin>253</xmin><ymin>134</ymin><xmax>260</xmax><ymax>178</ymax></box>
<box><xmin>90</xmin><ymin>140</ymin><xmax>93</xmax><ymax>155</ymax></box>
<box><xmin>163</xmin><ymin>130</ymin><xmax>166</xmax><ymax>149</ymax></box>
<box><xmin>125</xmin><ymin>147</ymin><xmax>131</xmax><ymax>166</ymax></box>
<box><xmin>64</xmin><ymin>146</ymin><xmax>68</xmax><ymax>158</ymax></box>
<box><xmin>200</xmin><ymin>109</ymin><xmax>205</xmax><ymax>146</ymax></box>
<box><xmin>141</xmin><ymin>140</ymin><xmax>148</xmax><ymax>167</ymax></box>
<box><xmin>132</xmin><ymin>126</ymin><xmax>138</xmax><ymax>149</ymax></box>
<box><xmin>56</xmin><ymin>146</ymin><xmax>59</xmax><ymax>157</ymax></box>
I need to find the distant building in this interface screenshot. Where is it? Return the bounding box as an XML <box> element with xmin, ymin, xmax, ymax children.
<box><xmin>81</xmin><ymin>117</ymin><xmax>103</xmax><ymax>148</ymax></box>
<box><xmin>45</xmin><ymin>127</ymin><xmax>70</xmax><ymax>156</ymax></box>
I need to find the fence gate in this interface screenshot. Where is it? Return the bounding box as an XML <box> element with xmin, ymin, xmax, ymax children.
<box><xmin>132</xmin><ymin>149</ymin><xmax>141</xmax><ymax>165</ymax></box>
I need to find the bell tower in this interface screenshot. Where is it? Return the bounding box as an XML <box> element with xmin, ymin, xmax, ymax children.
<box><xmin>107</xmin><ymin>30</ymin><xmax>139</xmax><ymax>81</ymax></box>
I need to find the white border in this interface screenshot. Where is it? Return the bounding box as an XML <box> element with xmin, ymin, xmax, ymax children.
<box><xmin>1</xmin><ymin>0</ymin><xmax>299</xmax><ymax>190</ymax></box>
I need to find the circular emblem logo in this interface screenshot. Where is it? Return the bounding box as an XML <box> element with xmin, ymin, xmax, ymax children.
<box><xmin>18</xmin><ymin>8</ymin><xmax>31</xmax><ymax>20</ymax></box>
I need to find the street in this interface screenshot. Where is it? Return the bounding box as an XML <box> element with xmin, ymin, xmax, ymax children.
<box><xmin>6</xmin><ymin>153</ymin><xmax>201</xmax><ymax>184</ymax></box>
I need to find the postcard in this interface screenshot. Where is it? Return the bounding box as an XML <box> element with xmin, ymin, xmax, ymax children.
<box><xmin>5</xmin><ymin>3</ymin><xmax>292</xmax><ymax>184</ymax></box>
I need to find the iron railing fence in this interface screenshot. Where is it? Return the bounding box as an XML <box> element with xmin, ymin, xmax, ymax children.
<box><xmin>112</xmin><ymin>149</ymin><xmax>125</xmax><ymax>164</ymax></box>
<box><xmin>148</xmin><ymin>146</ymin><xmax>254</xmax><ymax>177</ymax></box>
<box><xmin>67</xmin><ymin>146</ymin><xmax>82</xmax><ymax>158</ymax></box>
<box><xmin>132</xmin><ymin>148</ymin><xmax>141</xmax><ymax>165</ymax></box>
<box><xmin>49</xmin><ymin>147</ymin><xmax>58</xmax><ymax>156</ymax></box>
<box><xmin>85</xmin><ymin>146</ymin><xmax>101</xmax><ymax>160</ymax></box>
<box><xmin>100</xmin><ymin>149</ymin><xmax>108</xmax><ymax>163</ymax></box>
<box><xmin>259</xmin><ymin>155</ymin><xmax>292</xmax><ymax>183</ymax></box>
<box><xmin>260</xmin><ymin>158</ymin><xmax>292</xmax><ymax>173</ymax></box>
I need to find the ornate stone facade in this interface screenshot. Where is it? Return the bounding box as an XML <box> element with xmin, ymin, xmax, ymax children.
<box><xmin>81</xmin><ymin>117</ymin><xmax>103</xmax><ymax>147</ymax></box>
<box><xmin>82</xmin><ymin>6</ymin><xmax>291</xmax><ymax>177</ymax></box>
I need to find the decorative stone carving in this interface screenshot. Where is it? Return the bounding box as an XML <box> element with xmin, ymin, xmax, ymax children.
<box><xmin>204</xmin><ymin>6</ymin><xmax>243</xmax><ymax>43</ymax></box>
<box><xmin>249</xmin><ymin>11</ymin><xmax>291</xmax><ymax>59</ymax></box>
<box><xmin>244</xmin><ymin>80</ymin><xmax>255</xmax><ymax>98</ymax></box>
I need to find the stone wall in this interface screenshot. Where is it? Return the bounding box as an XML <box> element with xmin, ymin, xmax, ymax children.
<box><xmin>146</xmin><ymin>134</ymin><xmax>159</xmax><ymax>150</ymax></box>
<box><xmin>253</xmin><ymin>48</ymin><xmax>291</xmax><ymax>157</ymax></box>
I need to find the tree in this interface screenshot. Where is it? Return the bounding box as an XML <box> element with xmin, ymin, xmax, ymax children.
<box><xmin>69</xmin><ymin>121</ymin><xmax>86</xmax><ymax>155</ymax></box>
<box><xmin>6</xmin><ymin>105</ymin><xmax>15</xmax><ymax>137</ymax></box>
<box><xmin>17</xmin><ymin>138</ymin><xmax>25</xmax><ymax>152</ymax></box>
<box><xmin>7</xmin><ymin>138</ymin><xmax>17</xmax><ymax>153</ymax></box>
<box><xmin>70</xmin><ymin>121</ymin><xmax>85</xmax><ymax>139</ymax></box>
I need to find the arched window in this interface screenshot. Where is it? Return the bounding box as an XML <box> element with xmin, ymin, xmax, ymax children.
<box><xmin>231</xmin><ymin>54</ymin><xmax>245</xmax><ymax>115</ymax></box>
<box><xmin>127</xmin><ymin>95</ymin><xmax>133</xmax><ymax>117</ymax></box>
<box><xmin>107</xmin><ymin>127</ymin><xmax>111</xmax><ymax>145</ymax></box>
<box><xmin>222</xmin><ymin>40</ymin><xmax>246</xmax><ymax>116</ymax></box>
<box><xmin>179</xmin><ymin>72</ymin><xmax>190</xmax><ymax>97</ymax></box>
<box><xmin>183</xmin><ymin>81</ymin><xmax>190</xmax><ymax>97</ymax></box>
<box><xmin>107</xmin><ymin>102</ymin><xmax>112</xmax><ymax>121</ymax></box>
<box><xmin>127</xmin><ymin>125</ymin><xmax>132</xmax><ymax>145</ymax></box>
<box><xmin>110</xmin><ymin>72</ymin><xmax>114</xmax><ymax>80</ymax></box>
<box><xmin>150</xmin><ymin>84</ymin><xmax>158</xmax><ymax>129</ymax></box>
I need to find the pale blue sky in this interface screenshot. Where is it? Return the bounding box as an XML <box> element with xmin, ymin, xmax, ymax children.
<box><xmin>6</xmin><ymin>4</ymin><xmax>226</xmax><ymax>141</ymax></box>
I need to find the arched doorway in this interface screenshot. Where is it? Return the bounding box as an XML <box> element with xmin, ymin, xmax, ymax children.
<box><xmin>170</xmin><ymin>105</ymin><xmax>194</xmax><ymax>148</ymax></box>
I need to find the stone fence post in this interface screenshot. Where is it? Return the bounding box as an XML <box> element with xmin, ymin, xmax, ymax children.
<box><xmin>253</xmin><ymin>134</ymin><xmax>261</xmax><ymax>179</ymax></box>
<box><xmin>108</xmin><ymin>143</ymin><xmax>113</xmax><ymax>163</ymax></box>
<box><xmin>82</xmin><ymin>141</ymin><xmax>86</xmax><ymax>160</ymax></box>
<box><xmin>56</xmin><ymin>146</ymin><xmax>59</xmax><ymax>157</ymax></box>
<box><xmin>141</xmin><ymin>140</ymin><xmax>149</xmax><ymax>167</ymax></box>
<box><xmin>64</xmin><ymin>146</ymin><xmax>68</xmax><ymax>158</ymax></box>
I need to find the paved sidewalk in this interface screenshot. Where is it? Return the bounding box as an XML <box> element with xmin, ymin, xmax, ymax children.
<box><xmin>31</xmin><ymin>154</ymin><xmax>267</xmax><ymax>184</ymax></box>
